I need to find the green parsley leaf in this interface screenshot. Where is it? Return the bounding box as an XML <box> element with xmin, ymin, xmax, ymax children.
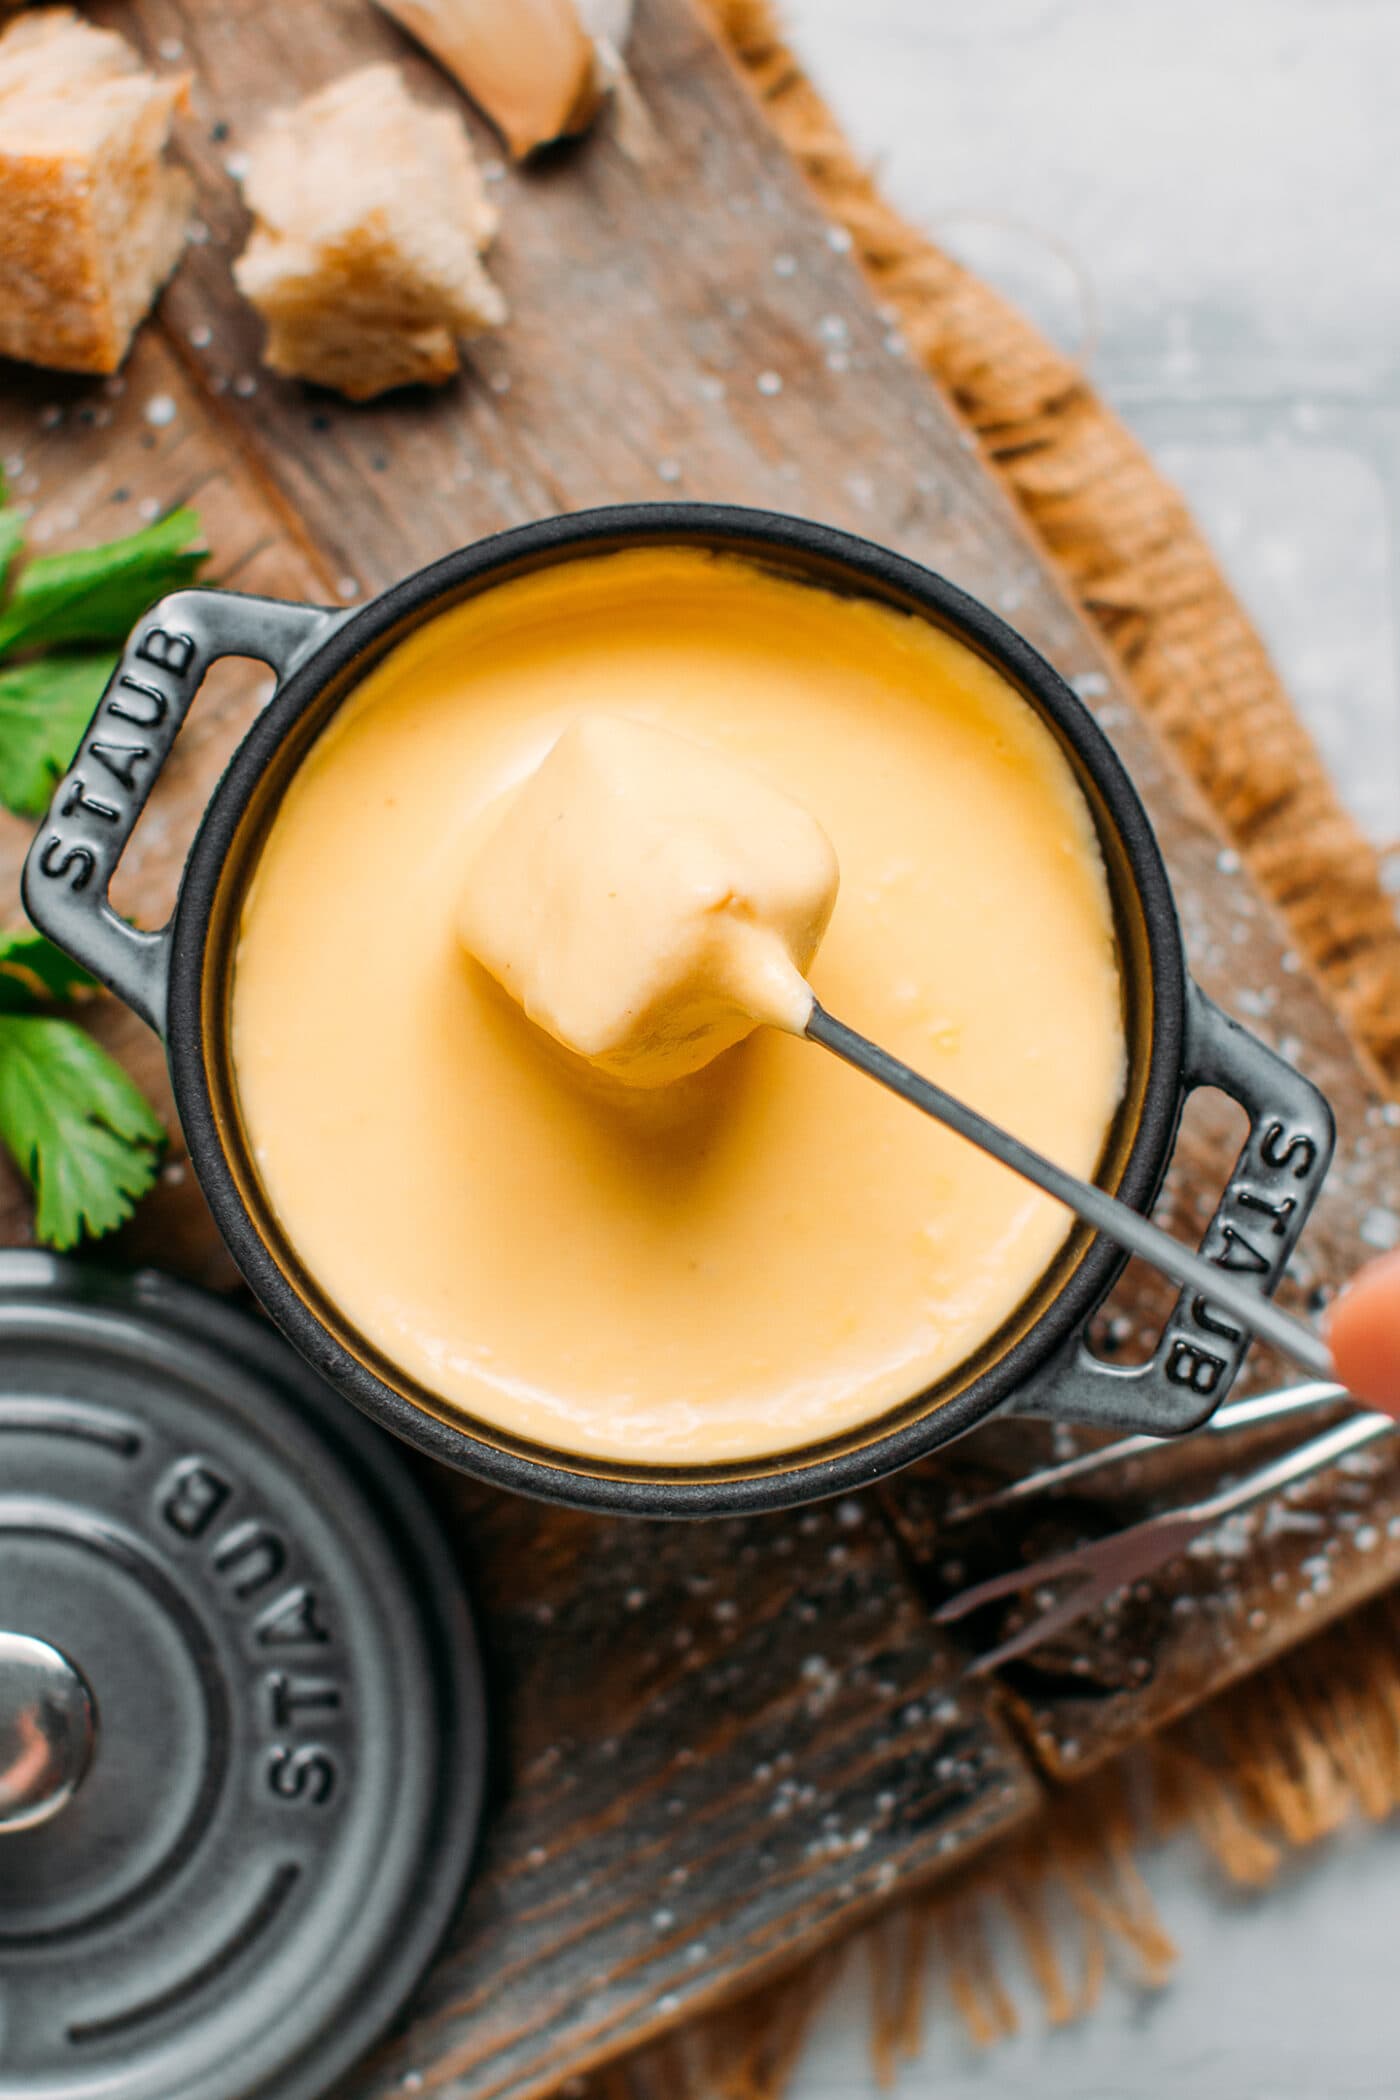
<box><xmin>0</xmin><ymin>1015</ymin><xmax>164</xmax><ymax>1249</ymax></box>
<box><xmin>0</xmin><ymin>650</ymin><xmax>116</xmax><ymax>817</ymax></box>
<box><xmin>0</xmin><ymin>507</ymin><xmax>208</xmax><ymax>657</ymax></box>
<box><xmin>0</xmin><ymin>926</ymin><xmax>97</xmax><ymax>1013</ymax></box>
<box><xmin>0</xmin><ymin>509</ymin><xmax>23</xmax><ymax>594</ymax></box>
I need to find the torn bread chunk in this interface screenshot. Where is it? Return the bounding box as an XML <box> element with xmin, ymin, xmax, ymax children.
<box><xmin>458</xmin><ymin>714</ymin><xmax>841</xmax><ymax>1088</ymax></box>
<box><xmin>0</xmin><ymin>7</ymin><xmax>192</xmax><ymax>376</ymax></box>
<box><xmin>233</xmin><ymin>64</ymin><xmax>506</xmax><ymax>402</ymax></box>
<box><xmin>374</xmin><ymin>0</ymin><xmax>601</xmax><ymax>159</ymax></box>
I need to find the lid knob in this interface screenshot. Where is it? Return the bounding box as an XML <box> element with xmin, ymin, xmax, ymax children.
<box><xmin>0</xmin><ymin>1631</ymin><xmax>95</xmax><ymax>1834</ymax></box>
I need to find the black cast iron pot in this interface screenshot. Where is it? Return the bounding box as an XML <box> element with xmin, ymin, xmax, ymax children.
<box><xmin>22</xmin><ymin>505</ymin><xmax>1336</xmax><ymax>1516</ymax></box>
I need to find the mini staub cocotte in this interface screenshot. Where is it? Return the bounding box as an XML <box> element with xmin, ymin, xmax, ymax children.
<box><xmin>231</xmin><ymin>544</ymin><xmax>1128</xmax><ymax>1465</ymax></box>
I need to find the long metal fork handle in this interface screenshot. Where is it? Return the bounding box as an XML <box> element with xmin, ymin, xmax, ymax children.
<box><xmin>807</xmin><ymin>1004</ymin><xmax>1335</xmax><ymax>1383</ymax></box>
<box><xmin>952</xmin><ymin>1380</ymin><xmax>1351</xmax><ymax>1523</ymax></box>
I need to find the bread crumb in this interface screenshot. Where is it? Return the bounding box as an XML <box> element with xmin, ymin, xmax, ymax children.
<box><xmin>233</xmin><ymin>64</ymin><xmax>506</xmax><ymax>402</ymax></box>
<box><xmin>0</xmin><ymin>7</ymin><xmax>192</xmax><ymax>375</ymax></box>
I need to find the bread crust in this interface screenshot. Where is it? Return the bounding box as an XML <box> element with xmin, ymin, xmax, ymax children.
<box><xmin>0</xmin><ymin>8</ymin><xmax>191</xmax><ymax>376</ymax></box>
<box><xmin>374</xmin><ymin>0</ymin><xmax>601</xmax><ymax>158</ymax></box>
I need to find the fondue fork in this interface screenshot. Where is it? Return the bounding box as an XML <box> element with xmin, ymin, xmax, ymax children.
<box><xmin>805</xmin><ymin>1004</ymin><xmax>1336</xmax><ymax>1385</ymax></box>
<box><xmin>950</xmin><ymin>1380</ymin><xmax>1352</xmax><ymax>1524</ymax></box>
<box><xmin>930</xmin><ymin>1381</ymin><xmax>1393</xmax><ymax>1675</ymax></box>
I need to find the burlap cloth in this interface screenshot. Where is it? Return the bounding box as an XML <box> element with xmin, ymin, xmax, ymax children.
<box><xmin>564</xmin><ymin>4</ymin><xmax>1400</xmax><ymax>2092</ymax></box>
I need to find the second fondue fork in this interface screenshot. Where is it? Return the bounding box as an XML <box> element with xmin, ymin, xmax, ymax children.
<box><xmin>806</xmin><ymin>1004</ymin><xmax>1336</xmax><ymax>1387</ymax></box>
<box><xmin>933</xmin><ymin>1380</ymin><xmax>1391</xmax><ymax>1675</ymax></box>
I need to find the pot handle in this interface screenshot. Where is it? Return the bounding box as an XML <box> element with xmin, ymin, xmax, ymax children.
<box><xmin>1011</xmin><ymin>980</ymin><xmax>1336</xmax><ymax>1434</ymax></box>
<box><xmin>21</xmin><ymin>588</ymin><xmax>343</xmax><ymax>1037</ymax></box>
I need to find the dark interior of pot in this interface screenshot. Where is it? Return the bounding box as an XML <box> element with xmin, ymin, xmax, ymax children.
<box><xmin>194</xmin><ymin>521</ymin><xmax>1180</xmax><ymax>1493</ymax></box>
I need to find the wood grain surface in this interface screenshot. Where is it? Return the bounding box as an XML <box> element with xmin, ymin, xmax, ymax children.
<box><xmin>4</xmin><ymin>0</ymin><xmax>1400</xmax><ymax>2089</ymax></box>
<box><xmin>346</xmin><ymin>1483</ymin><xmax>1036</xmax><ymax>2098</ymax></box>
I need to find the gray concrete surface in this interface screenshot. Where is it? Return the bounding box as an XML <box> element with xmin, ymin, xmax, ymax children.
<box><xmin>789</xmin><ymin>0</ymin><xmax>1400</xmax><ymax>848</ymax></box>
<box><xmin>781</xmin><ymin>2</ymin><xmax>1400</xmax><ymax>2093</ymax></box>
<box><xmin>789</xmin><ymin>1821</ymin><xmax>1400</xmax><ymax>2098</ymax></box>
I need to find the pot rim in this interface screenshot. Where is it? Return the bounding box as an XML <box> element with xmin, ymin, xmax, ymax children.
<box><xmin>167</xmin><ymin>502</ymin><xmax>1187</xmax><ymax>1516</ymax></box>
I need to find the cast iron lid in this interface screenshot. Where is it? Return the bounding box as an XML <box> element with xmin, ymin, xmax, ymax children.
<box><xmin>0</xmin><ymin>1251</ymin><xmax>486</xmax><ymax>2100</ymax></box>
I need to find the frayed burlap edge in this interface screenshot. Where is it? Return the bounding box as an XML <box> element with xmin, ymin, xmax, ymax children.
<box><xmin>580</xmin><ymin>1593</ymin><xmax>1400</xmax><ymax>2099</ymax></box>
<box><xmin>568</xmin><ymin>3</ymin><xmax>1400</xmax><ymax>2092</ymax></box>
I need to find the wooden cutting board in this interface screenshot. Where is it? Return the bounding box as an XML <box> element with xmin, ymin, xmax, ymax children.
<box><xmin>5</xmin><ymin>2</ymin><xmax>1400</xmax><ymax>2092</ymax></box>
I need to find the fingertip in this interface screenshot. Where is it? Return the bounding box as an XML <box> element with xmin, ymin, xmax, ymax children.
<box><xmin>1328</xmin><ymin>1246</ymin><xmax>1400</xmax><ymax>1417</ymax></box>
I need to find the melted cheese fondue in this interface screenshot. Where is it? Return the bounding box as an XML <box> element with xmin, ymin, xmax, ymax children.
<box><xmin>232</xmin><ymin>547</ymin><xmax>1127</xmax><ymax>1465</ymax></box>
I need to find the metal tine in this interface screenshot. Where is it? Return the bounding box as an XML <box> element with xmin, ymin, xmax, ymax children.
<box><xmin>933</xmin><ymin>1507</ymin><xmax>1198</xmax><ymax>1641</ymax></box>
<box><xmin>950</xmin><ymin>1508</ymin><xmax>1210</xmax><ymax>1675</ymax></box>
<box><xmin>940</xmin><ymin>1404</ymin><xmax>1395</xmax><ymax>1678</ymax></box>
<box><xmin>932</xmin><ymin>1546</ymin><xmax>1102</xmax><ymax>1625</ymax></box>
<box><xmin>949</xmin><ymin>1381</ymin><xmax>1349</xmax><ymax>1525</ymax></box>
<box><xmin>1182</xmin><ymin>1409</ymin><xmax>1394</xmax><ymax>1526</ymax></box>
